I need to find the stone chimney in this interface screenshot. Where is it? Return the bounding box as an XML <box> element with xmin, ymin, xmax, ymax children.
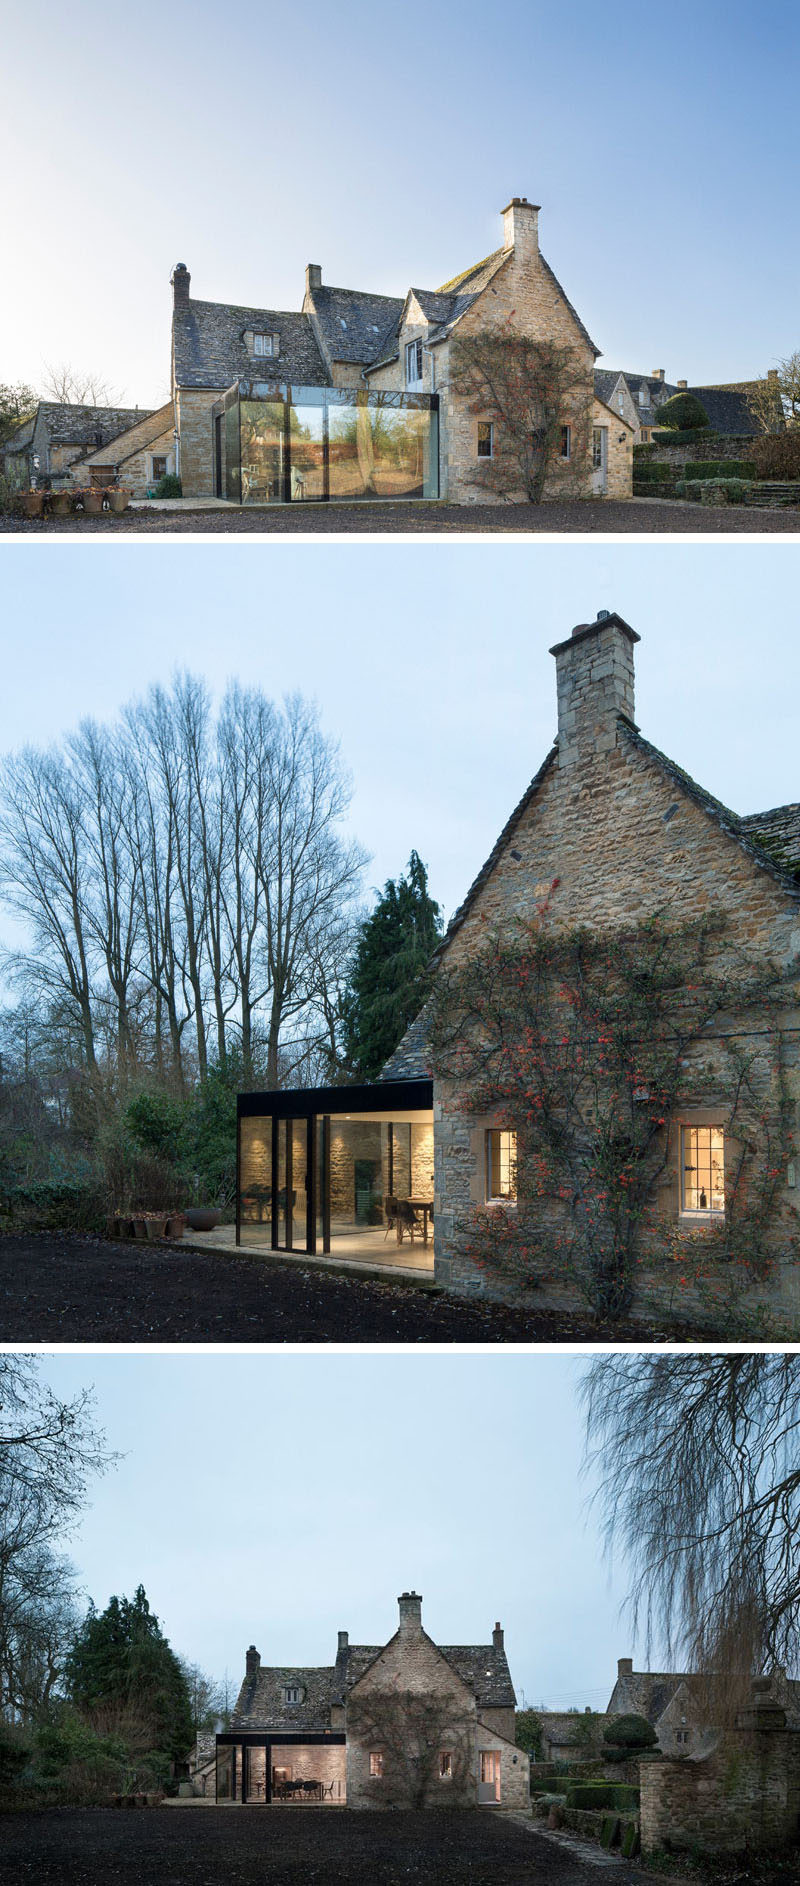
<box><xmin>617</xmin><ymin>1657</ymin><xmax>633</xmax><ymax>1677</ymax></box>
<box><xmin>398</xmin><ymin>1590</ymin><xmax>423</xmax><ymax>1635</ymax></box>
<box><xmin>305</xmin><ymin>263</ymin><xmax>322</xmax><ymax>295</ymax></box>
<box><xmin>171</xmin><ymin>263</ymin><xmax>190</xmax><ymax>307</ymax></box>
<box><xmin>768</xmin><ymin>368</ymin><xmax>779</xmax><ymax>382</ymax></box>
<box><xmin>245</xmin><ymin>1645</ymin><xmax>260</xmax><ymax>1677</ymax></box>
<box><xmin>502</xmin><ymin>197</ymin><xmax>540</xmax><ymax>256</ymax></box>
<box><xmin>492</xmin><ymin>1622</ymin><xmax>504</xmax><ymax>1651</ymax></box>
<box><xmin>550</xmin><ymin>611</ymin><xmax>640</xmax><ymax>769</ymax></box>
<box><xmin>337</xmin><ymin>1630</ymin><xmax>349</xmax><ymax>1653</ymax></box>
<box><xmin>652</xmin><ymin>368</ymin><xmax>665</xmax><ymax>381</ymax></box>
<box><xmin>677</xmin><ymin>378</ymin><xmax>687</xmax><ymax>389</ymax></box>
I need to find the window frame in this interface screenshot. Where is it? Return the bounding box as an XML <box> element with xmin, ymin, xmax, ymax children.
<box><xmin>253</xmin><ymin>332</ymin><xmax>275</xmax><ymax>358</ymax></box>
<box><xmin>282</xmin><ymin>1683</ymin><xmax>302</xmax><ymax>1704</ymax></box>
<box><xmin>369</xmin><ymin>1750</ymin><xmax>384</xmax><ymax>1778</ymax></box>
<box><xmin>477</xmin><ymin>420</ymin><xmax>494</xmax><ymax>459</ymax></box>
<box><xmin>405</xmin><ymin>338</ymin><xmax>423</xmax><ymax>387</ymax></box>
<box><xmin>438</xmin><ymin>1750</ymin><xmax>453</xmax><ymax>1779</ymax></box>
<box><xmin>679</xmin><ymin>1122</ymin><xmax>725</xmax><ymax>1221</ymax></box>
<box><xmin>485</xmin><ymin>1128</ymin><xmax>517</xmax><ymax>1205</ymax></box>
<box><xmin>560</xmin><ymin>424</ymin><xmax>571</xmax><ymax>459</ymax></box>
<box><xmin>151</xmin><ymin>454</ymin><xmax>168</xmax><ymax>483</ymax></box>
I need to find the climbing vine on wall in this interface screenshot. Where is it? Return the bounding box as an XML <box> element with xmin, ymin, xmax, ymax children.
<box><xmin>429</xmin><ymin>910</ymin><xmax>800</xmax><ymax>1322</ymax></box>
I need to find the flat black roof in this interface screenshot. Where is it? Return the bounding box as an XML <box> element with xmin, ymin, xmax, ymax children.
<box><xmin>238</xmin><ymin>1079</ymin><xmax>432</xmax><ymax>1119</ymax></box>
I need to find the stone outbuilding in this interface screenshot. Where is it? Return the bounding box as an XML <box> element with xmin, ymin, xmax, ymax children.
<box><xmin>215</xmin><ymin>1591</ymin><xmax>529</xmax><ymax>1809</ymax></box>
<box><xmin>2</xmin><ymin>400</ymin><xmax>153</xmax><ymax>490</ymax></box>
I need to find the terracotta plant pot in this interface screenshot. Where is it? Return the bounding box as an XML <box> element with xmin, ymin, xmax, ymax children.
<box><xmin>18</xmin><ymin>489</ymin><xmax>44</xmax><ymax>518</ymax></box>
<box><xmin>184</xmin><ymin>1207</ymin><xmax>220</xmax><ymax>1232</ymax></box>
<box><xmin>107</xmin><ymin>487</ymin><xmax>131</xmax><ymax>514</ymax></box>
<box><xmin>47</xmin><ymin>489</ymin><xmax>73</xmax><ymax>516</ymax></box>
<box><xmin>82</xmin><ymin>489</ymin><xmax>105</xmax><ymax>515</ymax></box>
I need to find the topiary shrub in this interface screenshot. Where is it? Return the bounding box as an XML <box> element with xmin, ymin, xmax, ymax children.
<box><xmin>153</xmin><ymin>473</ymin><xmax>182</xmax><ymax>499</ymax></box>
<box><xmin>566</xmin><ymin>1781</ymin><xmax>640</xmax><ymax>1813</ymax></box>
<box><xmin>653</xmin><ymin>392</ymin><xmax>710</xmax><ymax>431</ymax></box>
<box><xmin>603</xmin><ymin>1714</ymin><xmax>657</xmax><ymax>1755</ymax></box>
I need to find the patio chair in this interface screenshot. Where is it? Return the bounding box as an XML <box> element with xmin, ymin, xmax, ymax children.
<box><xmin>383</xmin><ymin>1194</ymin><xmax>399</xmax><ymax>1239</ymax></box>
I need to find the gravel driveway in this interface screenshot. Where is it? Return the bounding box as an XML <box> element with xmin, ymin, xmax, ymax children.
<box><xmin>3</xmin><ymin>498</ymin><xmax>797</xmax><ymax>533</ymax></box>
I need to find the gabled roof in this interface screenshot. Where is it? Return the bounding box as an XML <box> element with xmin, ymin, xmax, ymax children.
<box><xmin>173</xmin><ymin>299</ymin><xmax>329</xmax><ymax>389</ymax></box>
<box><xmin>340</xmin><ymin>1633</ymin><xmax>516</xmax><ymax>1709</ymax></box>
<box><xmin>305</xmin><ymin>285</ymin><xmax>405</xmax><ymax>366</ymax></box>
<box><xmin>6</xmin><ymin>401</ymin><xmax>153</xmax><ymax>453</ymax></box>
<box><xmin>232</xmin><ymin>1664</ymin><xmax>338</xmax><ymax>1733</ymax></box>
<box><xmin>680</xmin><ymin>383</ymin><xmax>763</xmax><ymax>436</ymax></box>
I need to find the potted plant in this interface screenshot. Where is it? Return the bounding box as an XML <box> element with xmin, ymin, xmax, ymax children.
<box><xmin>18</xmin><ymin>489</ymin><xmax>44</xmax><ymax>519</ymax></box>
<box><xmin>47</xmin><ymin>488</ymin><xmax>73</xmax><ymax>516</ymax></box>
<box><xmin>184</xmin><ymin>1206</ymin><xmax>221</xmax><ymax>1232</ymax></box>
<box><xmin>82</xmin><ymin>487</ymin><xmax>105</xmax><ymax>515</ymax></box>
<box><xmin>107</xmin><ymin>486</ymin><xmax>131</xmax><ymax>514</ymax></box>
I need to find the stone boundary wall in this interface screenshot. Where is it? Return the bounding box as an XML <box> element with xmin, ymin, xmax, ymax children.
<box><xmin>640</xmin><ymin>1727</ymin><xmax>800</xmax><ymax>1855</ymax></box>
<box><xmin>636</xmin><ymin>434</ymin><xmax>759</xmax><ymax>467</ymax></box>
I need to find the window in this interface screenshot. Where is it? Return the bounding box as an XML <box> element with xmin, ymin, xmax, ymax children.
<box><xmin>639</xmin><ymin>385</ymin><xmax>649</xmax><ymax>407</ymax></box>
<box><xmin>477</xmin><ymin>421</ymin><xmax>494</xmax><ymax>458</ymax></box>
<box><xmin>592</xmin><ymin>429</ymin><xmax>604</xmax><ymax>469</ymax></box>
<box><xmin>439</xmin><ymin>1751</ymin><xmax>452</xmax><ymax>1779</ymax></box>
<box><xmin>560</xmin><ymin>425</ymin><xmax>571</xmax><ymax>459</ymax></box>
<box><xmin>254</xmin><ymin>333</ymin><xmax>274</xmax><ymax>357</ymax></box>
<box><xmin>680</xmin><ymin>1125</ymin><xmax>725</xmax><ymax>1217</ymax></box>
<box><xmin>676</xmin><ymin>1729</ymin><xmax>690</xmax><ymax>1745</ymax></box>
<box><xmin>151</xmin><ymin>456</ymin><xmax>167</xmax><ymax>482</ymax></box>
<box><xmin>369</xmin><ymin>1751</ymin><xmax>384</xmax><ymax>1777</ymax></box>
<box><xmin>405</xmin><ymin>339</ymin><xmax>423</xmax><ymax>385</ymax></box>
<box><xmin>283</xmin><ymin>1684</ymin><xmax>302</xmax><ymax>1703</ymax></box>
<box><xmin>640</xmin><ymin>427</ymin><xmax>651</xmax><ymax>443</ymax></box>
<box><xmin>486</xmin><ymin>1129</ymin><xmax>517</xmax><ymax>1203</ymax></box>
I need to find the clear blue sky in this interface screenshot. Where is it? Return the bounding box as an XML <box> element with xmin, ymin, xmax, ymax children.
<box><xmin>31</xmin><ymin>1349</ymin><xmax>633</xmax><ymax>1711</ymax></box>
<box><xmin>2</xmin><ymin>0</ymin><xmax>797</xmax><ymax>404</ymax></box>
<box><xmin>0</xmin><ymin>539</ymin><xmax>798</xmax><ymax>964</ymax></box>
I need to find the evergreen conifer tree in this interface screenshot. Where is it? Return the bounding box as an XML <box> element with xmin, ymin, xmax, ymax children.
<box><xmin>340</xmin><ymin>851</ymin><xmax>442</xmax><ymax>1080</ymax></box>
<box><xmin>65</xmin><ymin>1586</ymin><xmax>193</xmax><ymax>1767</ymax></box>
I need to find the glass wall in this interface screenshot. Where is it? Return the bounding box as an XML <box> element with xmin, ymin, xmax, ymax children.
<box><xmin>240</xmin><ymin>1117</ymin><xmax>272</xmax><ymax>1242</ymax></box>
<box><xmin>216</xmin><ymin>384</ymin><xmax>438</xmax><ymax>505</ymax></box>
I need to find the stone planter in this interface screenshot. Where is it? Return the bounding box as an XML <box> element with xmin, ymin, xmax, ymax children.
<box><xmin>184</xmin><ymin>1206</ymin><xmax>220</xmax><ymax>1232</ymax></box>
<box><xmin>82</xmin><ymin>489</ymin><xmax>105</xmax><ymax>515</ymax></box>
<box><xmin>18</xmin><ymin>489</ymin><xmax>44</xmax><ymax>518</ymax></box>
<box><xmin>130</xmin><ymin>1215</ymin><xmax>149</xmax><ymax>1241</ymax></box>
<box><xmin>143</xmin><ymin>1214</ymin><xmax>168</xmax><ymax>1241</ymax></box>
<box><xmin>107</xmin><ymin>487</ymin><xmax>131</xmax><ymax>514</ymax></box>
<box><xmin>165</xmin><ymin>1212</ymin><xmax>185</xmax><ymax>1239</ymax></box>
<box><xmin>47</xmin><ymin>489</ymin><xmax>73</xmax><ymax>516</ymax></box>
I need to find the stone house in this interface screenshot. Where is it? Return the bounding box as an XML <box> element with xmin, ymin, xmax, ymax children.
<box><xmin>637</xmin><ymin>1677</ymin><xmax>800</xmax><ymax>1856</ymax></box>
<box><xmin>213</xmin><ymin>1591</ymin><xmax>529</xmax><ymax>1809</ymax></box>
<box><xmin>237</xmin><ymin>610</ymin><xmax>800</xmax><ymax>1331</ymax></box>
<box><xmin>595</xmin><ymin>367</ymin><xmax>783</xmax><ymax>445</ymax></box>
<box><xmin>1</xmin><ymin>401</ymin><xmax>153</xmax><ymax>489</ymax></box>
<box><xmin>87</xmin><ymin>198</ymin><xmax>632</xmax><ymax>504</ymax></box>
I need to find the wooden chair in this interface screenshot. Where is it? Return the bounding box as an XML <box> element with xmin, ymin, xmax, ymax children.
<box><xmin>383</xmin><ymin>1195</ymin><xmax>398</xmax><ymax>1240</ymax></box>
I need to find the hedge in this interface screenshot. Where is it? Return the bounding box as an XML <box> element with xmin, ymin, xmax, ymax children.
<box><xmin>566</xmin><ymin>1781</ymin><xmax>640</xmax><ymax>1813</ymax></box>
<box><xmin>0</xmin><ymin>1179</ymin><xmax>107</xmax><ymax>1233</ymax></box>
<box><xmin>630</xmin><ymin>462</ymin><xmax>675</xmax><ymax>482</ymax></box>
<box><xmin>651</xmin><ymin>427</ymin><xmax>717</xmax><ymax>446</ymax></box>
<box><xmin>684</xmin><ymin>460</ymin><xmax>756</xmax><ymax>481</ymax></box>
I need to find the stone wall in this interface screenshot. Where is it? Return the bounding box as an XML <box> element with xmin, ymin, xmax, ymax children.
<box><xmin>640</xmin><ymin>1722</ymin><xmax>800</xmax><ymax>1855</ymax></box>
<box><xmin>637</xmin><ymin>434</ymin><xmax>758</xmax><ymax>468</ymax></box>
<box><xmin>431</xmin><ymin>619</ymin><xmax>800</xmax><ymax>1322</ymax></box>
<box><xmin>346</xmin><ymin>1599</ymin><xmax>478</xmax><ymax>1809</ymax></box>
<box><xmin>73</xmin><ymin>404</ymin><xmax>176</xmax><ymax>496</ymax></box>
<box><xmin>269</xmin><ymin>1742</ymin><xmax>346</xmax><ymax>1801</ymax></box>
<box><xmin>593</xmin><ymin>398</ymin><xmax>634</xmax><ymax>499</ymax></box>
<box><xmin>176</xmin><ymin>386</ymin><xmax>224</xmax><ymax>496</ymax></box>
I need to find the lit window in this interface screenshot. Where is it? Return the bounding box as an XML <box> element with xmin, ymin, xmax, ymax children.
<box><xmin>486</xmin><ymin>1130</ymin><xmax>517</xmax><ymax>1203</ymax></box>
<box><xmin>439</xmin><ymin>1751</ymin><xmax>452</xmax><ymax>1779</ymax></box>
<box><xmin>405</xmin><ymin>339</ymin><xmax>423</xmax><ymax>385</ymax></box>
<box><xmin>477</xmin><ymin>421</ymin><xmax>494</xmax><ymax>458</ymax></box>
<box><xmin>560</xmin><ymin>425</ymin><xmax>571</xmax><ymax>459</ymax></box>
<box><xmin>254</xmin><ymin>333</ymin><xmax>274</xmax><ymax>356</ymax></box>
<box><xmin>369</xmin><ymin>1751</ymin><xmax>384</xmax><ymax>1777</ymax></box>
<box><xmin>680</xmin><ymin>1125</ymin><xmax>725</xmax><ymax>1217</ymax></box>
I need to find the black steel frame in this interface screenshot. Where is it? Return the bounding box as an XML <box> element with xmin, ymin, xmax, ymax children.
<box><xmin>215</xmin><ymin>1730</ymin><xmax>346</xmax><ymax>1805</ymax></box>
<box><xmin>236</xmin><ymin>1080</ymin><xmax>433</xmax><ymax>1253</ymax></box>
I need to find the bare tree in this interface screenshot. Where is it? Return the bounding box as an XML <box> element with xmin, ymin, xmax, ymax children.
<box><xmin>583</xmin><ymin>1354</ymin><xmax>800</xmax><ymax>1719</ymax></box>
<box><xmin>750</xmin><ymin>354</ymin><xmax>800</xmax><ymax>433</ymax></box>
<box><xmin>0</xmin><ymin>746</ymin><xmax>100</xmax><ymax>1070</ymax></box>
<box><xmin>41</xmin><ymin>365</ymin><xmax>119</xmax><ymax>408</ymax></box>
<box><xmin>449</xmin><ymin>324</ymin><xmax>592</xmax><ymax>501</ymax></box>
<box><xmin>347</xmin><ymin>1687</ymin><xmax>472</xmax><ymax>1807</ymax></box>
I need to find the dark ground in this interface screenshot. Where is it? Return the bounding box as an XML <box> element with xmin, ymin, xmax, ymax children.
<box><xmin>3</xmin><ymin>498</ymin><xmax>798</xmax><ymax>533</ymax></box>
<box><xmin>0</xmin><ymin>1807</ymin><xmax>653</xmax><ymax>1885</ymax></box>
<box><xmin>0</xmin><ymin>1231</ymin><xmax>700</xmax><ymax>1344</ymax></box>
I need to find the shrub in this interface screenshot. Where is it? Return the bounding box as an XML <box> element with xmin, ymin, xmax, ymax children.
<box><xmin>153</xmin><ymin>473</ymin><xmax>182</xmax><ymax>499</ymax></box>
<box><xmin>651</xmin><ymin>426</ymin><xmax>716</xmax><ymax>446</ymax></box>
<box><xmin>603</xmin><ymin>1714</ymin><xmax>657</xmax><ymax>1752</ymax></box>
<box><xmin>566</xmin><ymin>1781</ymin><xmax>640</xmax><ymax>1813</ymax></box>
<box><xmin>751</xmin><ymin>431</ymin><xmax>800</xmax><ymax>480</ymax></box>
<box><xmin>683</xmin><ymin>460</ymin><xmax>756</xmax><ymax>481</ymax></box>
<box><xmin>696</xmin><ymin>478</ymin><xmax>753</xmax><ymax>505</ymax></box>
<box><xmin>653</xmin><ymin>392</ymin><xmax>710</xmax><ymax>431</ymax></box>
<box><xmin>630</xmin><ymin>460</ymin><xmax>674</xmax><ymax>481</ymax></box>
<box><xmin>0</xmin><ymin>1178</ymin><xmax>107</xmax><ymax>1233</ymax></box>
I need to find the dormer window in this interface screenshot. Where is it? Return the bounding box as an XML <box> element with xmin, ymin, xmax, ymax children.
<box><xmin>405</xmin><ymin>340</ymin><xmax>423</xmax><ymax>387</ymax></box>
<box><xmin>283</xmin><ymin>1683</ymin><xmax>303</xmax><ymax>1703</ymax></box>
<box><xmin>254</xmin><ymin>333</ymin><xmax>275</xmax><ymax>357</ymax></box>
<box><xmin>638</xmin><ymin>385</ymin><xmax>648</xmax><ymax>408</ymax></box>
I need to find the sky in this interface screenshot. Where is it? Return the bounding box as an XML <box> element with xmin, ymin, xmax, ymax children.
<box><xmin>0</xmin><ymin>538</ymin><xmax>798</xmax><ymax>968</ymax></box>
<box><xmin>25</xmin><ymin>1349</ymin><xmax>636</xmax><ymax>1711</ymax></box>
<box><xmin>2</xmin><ymin>0</ymin><xmax>798</xmax><ymax>405</ymax></box>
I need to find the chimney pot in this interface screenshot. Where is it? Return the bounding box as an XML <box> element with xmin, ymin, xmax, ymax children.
<box><xmin>171</xmin><ymin>263</ymin><xmax>191</xmax><ymax>306</ymax></box>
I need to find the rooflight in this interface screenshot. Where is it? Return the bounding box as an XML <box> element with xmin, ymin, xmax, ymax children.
<box><xmin>339</xmin><ymin>318</ymin><xmax>347</xmax><ymax>329</ymax></box>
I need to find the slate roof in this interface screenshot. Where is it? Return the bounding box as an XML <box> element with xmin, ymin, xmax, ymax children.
<box><xmin>306</xmin><ymin>285</ymin><xmax>405</xmax><ymax>366</ymax></box>
<box><xmin>6</xmin><ymin>402</ymin><xmax>152</xmax><ymax>454</ymax></box>
<box><xmin>339</xmin><ymin>1634</ymin><xmax>516</xmax><ymax>1709</ymax></box>
<box><xmin>608</xmin><ymin>1666</ymin><xmax>800</xmax><ymax>1731</ymax></box>
<box><xmin>739</xmin><ymin>804</ymin><xmax>800</xmax><ymax>873</ymax></box>
<box><xmin>232</xmin><ymin>1664</ymin><xmax>338</xmax><ymax>1733</ymax></box>
<box><xmin>173</xmin><ymin>300</ymin><xmax>329</xmax><ymax>389</ymax></box>
<box><xmin>680</xmin><ymin>383</ymin><xmax>763</xmax><ymax>435</ymax></box>
<box><xmin>380</xmin><ymin>1010</ymin><xmax>433</xmax><ymax>1081</ymax></box>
